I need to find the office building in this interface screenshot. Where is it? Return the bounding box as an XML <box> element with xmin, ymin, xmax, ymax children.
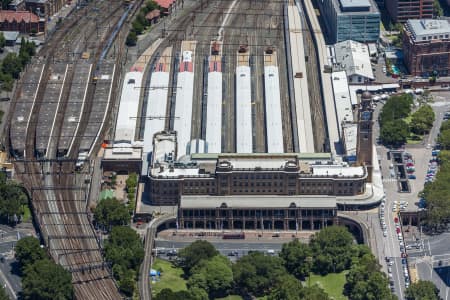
<box><xmin>386</xmin><ymin>0</ymin><xmax>433</xmax><ymax>23</ymax></box>
<box><xmin>315</xmin><ymin>0</ymin><xmax>380</xmax><ymax>43</ymax></box>
<box><xmin>403</xmin><ymin>19</ymin><xmax>450</xmax><ymax>76</ymax></box>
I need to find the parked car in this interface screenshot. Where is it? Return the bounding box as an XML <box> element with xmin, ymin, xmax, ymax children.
<box><xmin>408</xmin><ymin>174</ymin><xmax>416</xmax><ymax>179</ymax></box>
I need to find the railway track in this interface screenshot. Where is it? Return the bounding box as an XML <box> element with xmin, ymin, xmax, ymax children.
<box><xmin>9</xmin><ymin>0</ymin><xmax>130</xmax><ymax>298</ymax></box>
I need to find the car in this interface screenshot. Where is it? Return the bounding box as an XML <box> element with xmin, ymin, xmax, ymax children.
<box><xmin>383</xmin><ymin>231</ymin><xmax>388</xmax><ymax>237</ymax></box>
<box><xmin>388</xmin><ymin>267</ymin><xmax>392</xmax><ymax>273</ymax></box>
<box><xmin>406</xmin><ymin>162</ymin><xmax>414</xmax><ymax>167</ymax></box>
<box><xmin>402</xmin><ymin>258</ymin><xmax>407</xmax><ymax>265</ymax></box>
<box><xmin>388</xmin><ymin>260</ymin><xmax>394</xmax><ymax>266</ymax></box>
<box><xmin>398</xmin><ymin>234</ymin><xmax>403</xmax><ymax>240</ymax></box>
<box><xmin>406</xmin><ymin>245</ymin><xmax>412</xmax><ymax>250</ymax></box>
<box><xmin>408</xmin><ymin>174</ymin><xmax>416</xmax><ymax>180</ymax></box>
<box><xmin>388</xmin><ymin>273</ymin><xmax>393</xmax><ymax>278</ymax></box>
<box><xmin>267</xmin><ymin>249</ymin><xmax>275</xmax><ymax>255</ymax></box>
<box><xmin>391</xmin><ymin>286</ymin><xmax>395</xmax><ymax>292</ymax></box>
<box><xmin>396</xmin><ymin>227</ymin><xmax>401</xmax><ymax>234</ymax></box>
<box><xmin>228</xmin><ymin>251</ymin><xmax>239</xmax><ymax>256</ymax></box>
<box><xmin>405</xmin><ymin>282</ymin><xmax>410</xmax><ymax>288</ymax></box>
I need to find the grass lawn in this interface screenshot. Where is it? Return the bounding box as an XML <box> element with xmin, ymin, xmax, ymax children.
<box><xmin>308</xmin><ymin>271</ymin><xmax>348</xmax><ymax>300</ymax></box>
<box><xmin>21</xmin><ymin>205</ymin><xmax>31</xmax><ymax>222</ymax></box>
<box><xmin>151</xmin><ymin>258</ymin><xmax>187</xmax><ymax>296</ymax></box>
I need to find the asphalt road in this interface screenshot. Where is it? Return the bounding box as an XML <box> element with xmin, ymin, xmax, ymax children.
<box><xmin>155</xmin><ymin>239</ymin><xmax>284</xmax><ymax>263</ymax></box>
<box><xmin>369</xmin><ymin>91</ymin><xmax>450</xmax><ymax>299</ymax></box>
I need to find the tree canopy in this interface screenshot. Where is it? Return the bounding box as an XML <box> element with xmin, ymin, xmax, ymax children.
<box><xmin>177</xmin><ymin>240</ymin><xmax>219</xmax><ymax>275</ymax></box>
<box><xmin>309</xmin><ymin>226</ymin><xmax>355</xmax><ymax>275</ymax></box>
<box><xmin>187</xmin><ymin>255</ymin><xmax>233</xmax><ymax>299</ymax></box>
<box><xmin>279</xmin><ymin>239</ymin><xmax>312</xmax><ymax>280</ymax></box>
<box><xmin>405</xmin><ymin>280</ymin><xmax>440</xmax><ymax>300</ymax></box>
<box><xmin>0</xmin><ymin>175</ymin><xmax>28</xmax><ymax>224</ymax></box>
<box><xmin>105</xmin><ymin>226</ymin><xmax>144</xmax><ymax>296</ymax></box>
<box><xmin>22</xmin><ymin>259</ymin><xmax>73</xmax><ymax>300</ymax></box>
<box><xmin>233</xmin><ymin>252</ymin><xmax>287</xmax><ymax>296</ymax></box>
<box><xmin>0</xmin><ymin>285</ymin><xmax>8</xmax><ymax>300</ymax></box>
<box><xmin>421</xmin><ymin>150</ymin><xmax>450</xmax><ymax>231</ymax></box>
<box><xmin>410</xmin><ymin>104</ymin><xmax>435</xmax><ymax>135</ymax></box>
<box><xmin>15</xmin><ymin>236</ymin><xmax>46</xmax><ymax>271</ymax></box>
<box><xmin>379</xmin><ymin>94</ymin><xmax>414</xmax><ymax>146</ymax></box>
<box><xmin>93</xmin><ymin>197</ymin><xmax>130</xmax><ymax>230</ymax></box>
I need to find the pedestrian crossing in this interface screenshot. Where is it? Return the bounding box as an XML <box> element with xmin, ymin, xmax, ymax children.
<box><xmin>382</xmin><ymin>178</ymin><xmax>397</xmax><ymax>183</ymax></box>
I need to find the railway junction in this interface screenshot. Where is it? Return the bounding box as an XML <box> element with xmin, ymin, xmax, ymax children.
<box><xmin>5</xmin><ymin>0</ymin><xmax>394</xmax><ymax>298</ymax></box>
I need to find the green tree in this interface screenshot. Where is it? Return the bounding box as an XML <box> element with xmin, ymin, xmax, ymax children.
<box><xmin>268</xmin><ymin>275</ymin><xmax>304</xmax><ymax>300</ymax></box>
<box><xmin>233</xmin><ymin>252</ymin><xmax>287</xmax><ymax>297</ymax></box>
<box><xmin>279</xmin><ymin>239</ymin><xmax>312</xmax><ymax>280</ymax></box>
<box><xmin>434</xmin><ymin>0</ymin><xmax>443</xmax><ymax>17</ymax></box>
<box><xmin>410</xmin><ymin>104</ymin><xmax>435</xmax><ymax>135</ymax></box>
<box><xmin>379</xmin><ymin>94</ymin><xmax>413</xmax><ymax>125</ymax></box>
<box><xmin>309</xmin><ymin>226</ymin><xmax>355</xmax><ymax>275</ymax></box>
<box><xmin>405</xmin><ymin>280</ymin><xmax>440</xmax><ymax>300</ymax></box>
<box><xmin>0</xmin><ymin>32</ymin><xmax>5</xmax><ymax>49</ymax></box>
<box><xmin>178</xmin><ymin>240</ymin><xmax>219</xmax><ymax>274</ymax></box>
<box><xmin>1</xmin><ymin>53</ymin><xmax>22</xmax><ymax>79</ymax></box>
<box><xmin>93</xmin><ymin>197</ymin><xmax>130</xmax><ymax>230</ymax></box>
<box><xmin>14</xmin><ymin>236</ymin><xmax>46</xmax><ymax>271</ymax></box>
<box><xmin>126</xmin><ymin>173</ymin><xmax>138</xmax><ymax>189</ymax></box>
<box><xmin>105</xmin><ymin>226</ymin><xmax>144</xmax><ymax>272</ymax></box>
<box><xmin>187</xmin><ymin>255</ymin><xmax>233</xmax><ymax>298</ymax></box>
<box><xmin>154</xmin><ymin>288</ymin><xmax>208</xmax><ymax>300</ymax></box>
<box><xmin>380</xmin><ymin>120</ymin><xmax>409</xmax><ymax>146</ymax></box>
<box><xmin>345</xmin><ymin>253</ymin><xmax>396</xmax><ymax>300</ymax></box>
<box><xmin>438</xmin><ymin>129</ymin><xmax>450</xmax><ymax>150</ymax></box>
<box><xmin>22</xmin><ymin>259</ymin><xmax>73</xmax><ymax>300</ymax></box>
<box><xmin>126</xmin><ymin>31</ymin><xmax>138</xmax><ymax>46</ymax></box>
<box><xmin>0</xmin><ymin>182</ymin><xmax>28</xmax><ymax>223</ymax></box>
<box><xmin>0</xmin><ymin>285</ymin><xmax>8</xmax><ymax>300</ymax></box>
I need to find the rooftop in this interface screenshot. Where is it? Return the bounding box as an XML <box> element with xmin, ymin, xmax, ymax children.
<box><xmin>406</xmin><ymin>19</ymin><xmax>450</xmax><ymax>42</ymax></box>
<box><xmin>180</xmin><ymin>195</ymin><xmax>337</xmax><ymax>209</ymax></box>
<box><xmin>342</xmin><ymin>123</ymin><xmax>358</xmax><ymax>158</ymax></box>
<box><xmin>334</xmin><ymin>40</ymin><xmax>374</xmax><ymax>80</ymax></box>
<box><xmin>1</xmin><ymin>31</ymin><xmax>19</xmax><ymax>41</ymax></box>
<box><xmin>312</xmin><ymin>164</ymin><xmax>365</xmax><ymax>177</ymax></box>
<box><xmin>333</xmin><ymin>0</ymin><xmax>378</xmax><ymax>14</ymax></box>
<box><xmin>340</xmin><ymin>0</ymin><xmax>370</xmax><ymax>11</ymax></box>
<box><xmin>114</xmin><ymin>71</ymin><xmax>143</xmax><ymax>146</ymax></box>
<box><xmin>332</xmin><ymin>71</ymin><xmax>354</xmax><ymax>137</ymax></box>
<box><xmin>0</xmin><ymin>11</ymin><xmax>39</xmax><ymax>23</ymax></box>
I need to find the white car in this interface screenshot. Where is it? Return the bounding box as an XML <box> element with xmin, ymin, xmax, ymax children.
<box><xmin>388</xmin><ymin>267</ymin><xmax>392</xmax><ymax>273</ymax></box>
<box><xmin>383</xmin><ymin>231</ymin><xmax>388</xmax><ymax>237</ymax></box>
<box><xmin>398</xmin><ymin>234</ymin><xmax>403</xmax><ymax>240</ymax></box>
<box><xmin>388</xmin><ymin>261</ymin><xmax>394</xmax><ymax>266</ymax></box>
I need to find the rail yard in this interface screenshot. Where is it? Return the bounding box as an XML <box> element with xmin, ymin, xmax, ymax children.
<box><xmin>6</xmin><ymin>0</ymin><xmax>379</xmax><ymax>298</ymax></box>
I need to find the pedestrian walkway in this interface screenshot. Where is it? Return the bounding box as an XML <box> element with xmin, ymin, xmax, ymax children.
<box><xmin>383</xmin><ymin>178</ymin><xmax>397</xmax><ymax>183</ymax></box>
<box><xmin>409</xmin><ymin>266</ymin><xmax>419</xmax><ymax>283</ymax></box>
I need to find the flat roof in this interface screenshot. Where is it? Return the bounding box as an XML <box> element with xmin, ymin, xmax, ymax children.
<box><xmin>219</xmin><ymin>156</ymin><xmax>297</xmax><ymax>170</ymax></box>
<box><xmin>343</xmin><ymin>123</ymin><xmax>357</xmax><ymax>157</ymax></box>
<box><xmin>103</xmin><ymin>147</ymin><xmax>142</xmax><ymax>160</ymax></box>
<box><xmin>264</xmin><ymin>66</ymin><xmax>284</xmax><ymax>153</ymax></box>
<box><xmin>190</xmin><ymin>152</ymin><xmax>332</xmax><ymax>161</ymax></box>
<box><xmin>334</xmin><ymin>40</ymin><xmax>374</xmax><ymax>80</ymax></box>
<box><xmin>180</xmin><ymin>195</ymin><xmax>337</xmax><ymax>209</ymax></box>
<box><xmin>205</xmin><ymin>71</ymin><xmax>222</xmax><ymax>153</ymax></box>
<box><xmin>332</xmin><ymin>71</ymin><xmax>353</xmax><ymax>137</ymax></box>
<box><xmin>407</xmin><ymin>19</ymin><xmax>450</xmax><ymax>41</ymax></box>
<box><xmin>2</xmin><ymin>31</ymin><xmax>18</xmax><ymax>40</ymax></box>
<box><xmin>114</xmin><ymin>72</ymin><xmax>143</xmax><ymax>145</ymax></box>
<box><xmin>288</xmin><ymin>5</ymin><xmax>315</xmax><ymax>153</ymax></box>
<box><xmin>235</xmin><ymin>66</ymin><xmax>252</xmax><ymax>153</ymax></box>
<box><xmin>312</xmin><ymin>164</ymin><xmax>365</xmax><ymax>177</ymax></box>
<box><xmin>173</xmin><ymin>72</ymin><xmax>194</xmax><ymax>159</ymax></box>
<box><xmin>143</xmin><ymin>72</ymin><xmax>170</xmax><ymax>154</ymax></box>
<box><xmin>339</xmin><ymin>0</ymin><xmax>370</xmax><ymax>9</ymax></box>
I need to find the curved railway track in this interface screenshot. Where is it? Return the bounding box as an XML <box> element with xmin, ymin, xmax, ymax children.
<box><xmin>10</xmin><ymin>0</ymin><xmax>131</xmax><ymax>298</ymax></box>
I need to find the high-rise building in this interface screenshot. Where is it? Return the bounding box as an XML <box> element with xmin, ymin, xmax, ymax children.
<box><xmin>315</xmin><ymin>0</ymin><xmax>380</xmax><ymax>43</ymax></box>
<box><xmin>386</xmin><ymin>0</ymin><xmax>433</xmax><ymax>23</ymax></box>
<box><xmin>403</xmin><ymin>19</ymin><xmax>450</xmax><ymax>76</ymax></box>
